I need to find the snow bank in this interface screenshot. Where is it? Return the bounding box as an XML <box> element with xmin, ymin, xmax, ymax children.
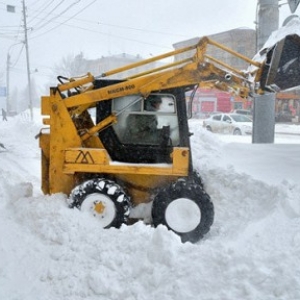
<box><xmin>0</xmin><ymin>111</ymin><xmax>300</xmax><ymax>300</ymax></box>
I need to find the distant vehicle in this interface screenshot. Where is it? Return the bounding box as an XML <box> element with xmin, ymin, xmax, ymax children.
<box><xmin>275</xmin><ymin>111</ymin><xmax>293</xmax><ymax>123</ymax></box>
<box><xmin>203</xmin><ymin>113</ymin><xmax>252</xmax><ymax>135</ymax></box>
<box><xmin>233</xmin><ymin>109</ymin><xmax>252</xmax><ymax>117</ymax></box>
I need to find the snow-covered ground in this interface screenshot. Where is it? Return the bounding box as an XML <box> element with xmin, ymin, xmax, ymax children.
<box><xmin>1</xmin><ymin>110</ymin><xmax>300</xmax><ymax>300</ymax></box>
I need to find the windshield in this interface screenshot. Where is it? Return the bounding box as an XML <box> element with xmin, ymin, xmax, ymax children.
<box><xmin>112</xmin><ymin>93</ymin><xmax>180</xmax><ymax>145</ymax></box>
<box><xmin>230</xmin><ymin>114</ymin><xmax>252</xmax><ymax>122</ymax></box>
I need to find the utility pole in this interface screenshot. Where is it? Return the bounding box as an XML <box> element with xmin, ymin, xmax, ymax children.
<box><xmin>252</xmin><ymin>0</ymin><xmax>279</xmax><ymax>143</ymax></box>
<box><xmin>6</xmin><ymin>53</ymin><xmax>10</xmax><ymax>113</ymax></box>
<box><xmin>21</xmin><ymin>0</ymin><xmax>33</xmax><ymax>121</ymax></box>
<box><xmin>256</xmin><ymin>0</ymin><xmax>279</xmax><ymax>50</ymax></box>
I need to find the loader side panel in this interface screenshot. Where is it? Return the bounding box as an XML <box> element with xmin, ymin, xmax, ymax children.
<box><xmin>175</xmin><ymin>86</ymin><xmax>193</xmax><ymax>174</ymax></box>
<box><xmin>40</xmin><ymin>133</ymin><xmax>50</xmax><ymax>194</ymax></box>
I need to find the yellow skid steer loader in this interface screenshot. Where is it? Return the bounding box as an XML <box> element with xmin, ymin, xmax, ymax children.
<box><xmin>39</xmin><ymin>34</ymin><xmax>300</xmax><ymax>243</ymax></box>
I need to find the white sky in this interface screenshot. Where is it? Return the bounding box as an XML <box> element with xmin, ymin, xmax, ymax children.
<box><xmin>0</xmin><ymin>0</ymin><xmax>296</xmax><ymax>95</ymax></box>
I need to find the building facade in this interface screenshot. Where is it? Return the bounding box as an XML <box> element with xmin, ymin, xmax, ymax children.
<box><xmin>174</xmin><ymin>28</ymin><xmax>256</xmax><ymax>117</ymax></box>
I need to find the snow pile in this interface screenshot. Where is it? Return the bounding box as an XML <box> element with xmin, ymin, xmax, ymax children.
<box><xmin>263</xmin><ymin>16</ymin><xmax>300</xmax><ymax>49</ymax></box>
<box><xmin>0</xmin><ymin>110</ymin><xmax>300</xmax><ymax>299</ymax></box>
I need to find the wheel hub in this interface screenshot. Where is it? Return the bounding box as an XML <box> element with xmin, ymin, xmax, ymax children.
<box><xmin>94</xmin><ymin>201</ymin><xmax>106</xmax><ymax>214</ymax></box>
<box><xmin>81</xmin><ymin>193</ymin><xmax>117</xmax><ymax>228</ymax></box>
<box><xmin>165</xmin><ymin>198</ymin><xmax>201</xmax><ymax>233</ymax></box>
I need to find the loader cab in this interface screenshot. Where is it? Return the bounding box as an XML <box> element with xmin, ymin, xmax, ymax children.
<box><xmin>112</xmin><ymin>94</ymin><xmax>180</xmax><ymax>146</ymax></box>
<box><xmin>94</xmin><ymin>79</ymin><xmax>191</xmax><ymax>164</ymax></box>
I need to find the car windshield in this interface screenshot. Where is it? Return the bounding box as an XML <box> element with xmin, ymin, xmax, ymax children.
<box><xmin>230</xmin><ymin>114</ymin><xmax>252</xmax><ymax>122</ymax></box>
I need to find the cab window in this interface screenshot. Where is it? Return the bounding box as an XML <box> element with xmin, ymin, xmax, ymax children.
<box><xmin>112</xmin><ymin>94</ymin><xmax>180</xmax><ymax>145</ymax></box>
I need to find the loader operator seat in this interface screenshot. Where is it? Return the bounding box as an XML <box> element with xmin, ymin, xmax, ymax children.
<box><xmin>123</xmin><ymin>96</ymin><xmax>171</xmax><ymax>146</ymax></box>
<box><xmin>124</xmin><ymin>114</ymin><xmax>159</xmax><ymax>145</ymax></box>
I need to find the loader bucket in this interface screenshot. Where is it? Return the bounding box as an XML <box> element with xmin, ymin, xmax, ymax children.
<box><xmin>260</xmin><ymin>34</ymin><xmax>300</xmax><ymax>92</ymax></box>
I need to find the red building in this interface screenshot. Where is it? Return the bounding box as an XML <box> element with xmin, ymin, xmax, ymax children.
<box><xmin>188</xmin><ymin>88</ymin><xmax>251</xmax><ymax>118</ymax></box>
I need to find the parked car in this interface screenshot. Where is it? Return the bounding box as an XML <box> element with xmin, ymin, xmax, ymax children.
<box><xmin>203</xmin><ymin>113</ymin><xmax>252</xmax><ymax>135</ymax></box>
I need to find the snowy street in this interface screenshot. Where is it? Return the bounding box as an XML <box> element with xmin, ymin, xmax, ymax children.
<box><xmin>0</xmin><ymin>111</ymin><xmax>300</xmax><ymax>299</ymax></box>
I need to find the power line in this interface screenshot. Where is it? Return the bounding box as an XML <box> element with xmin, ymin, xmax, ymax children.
<box><xmin>30</xmin><ymin>0</ymin><xmax>80</xmax><ymax>30</ymax></box>
<box><xmin>27</xmin><ymin>0</ymin><xmax>55</xmax><ymax>24</ymax></box>
<box><xmin>26</xmin><ymin>1</ymin><xmax>185</xmax><ymax>51</ymax></box>
<box><xmin>0</xmin><ymin>33</ymin><xmax>20</xmax><ymax>41</ymax></box>
<box><xmin>74</xmin><ymin>19</ymin><xmax>188</xmax><ymax>38</ymax></box>
<box><xmin>10</xmin><ymin>43</ymin><xmax>25</xmax><ymax>67</ymax></box>
<box><xmin>24</xmin><ymin>0</ymin><xmax>187</xmax><ymax>38</ymax></box>
<box><xmin>2</xmin><ymin>0</ymin><xmax>188</xmax><ymax>46</ymax></box>
<box><xmin>0</xmin><ymin>25</ymin><xmax>21</xmax><ymax>28</ymax></box>
<box><xmin>30</xmin><ymin>0</ymin><xmax>96</xmax><ymax>38</ymax></box>
<box><xmin>0</xmin><ymin>2</ymin><xmax>24</xmax><ymax>42</ymax></box>
<box><xmin>29</xmin><ymin>17</ymin><xmax>176</xmax><ymax>52</ymax></box>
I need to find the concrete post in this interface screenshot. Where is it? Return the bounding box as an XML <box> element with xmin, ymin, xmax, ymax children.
<box><xmin>252</xmin><ymin>93</ymin><xmax>276</xmax><ymax>143</ymax></box>
<box><xmin>256</xmin><ymin>0</ymin><xmax>279</xmax><ymax>50</ymax></box>
<box><xmin>253</xmin><ymin>0</ymin><xmax>279</xmax><ymax>143</ymax></box>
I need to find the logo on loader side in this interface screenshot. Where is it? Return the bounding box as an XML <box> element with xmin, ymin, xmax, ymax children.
<box><xmin>75</xmin><ymin>151</ymin><xmax>95</xmax><ymax>164</ymax></box>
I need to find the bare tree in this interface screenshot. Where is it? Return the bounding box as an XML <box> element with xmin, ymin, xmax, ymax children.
<box><xmin>16</xmin><ymin>79</ymin><xmax>39</xmax><ymax>112</ymax></box>
<box><xmin>53</xmin><ymin>52</ymin><xmax>89</xmax><ymax>78</ymax></box>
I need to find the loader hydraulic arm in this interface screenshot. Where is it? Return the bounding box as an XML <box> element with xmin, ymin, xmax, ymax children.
<box><xmin>57</xmin><ymin>37</ymin><xmax>262</xmax><ymax>110</ymax></box>
<box><xmin>51</xmin><ymin>32</ymin><xmax>300</xmax><ymax>120</ymax></box>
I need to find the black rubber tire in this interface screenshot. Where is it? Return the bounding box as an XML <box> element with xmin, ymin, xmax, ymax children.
<box><xmin>151</xmin><ymin>173</ymin><xmax>214</xmax><ymax>243</ymax></box>
<box><xmin>206</xmin><ymin>126</ymin><xmax>212</xmax><ymax>132</ymax></box>
<box><xmin>68</xmin><ymin>178</ymin><xmax>131</xmax><ymax>228</ymax></box>
<box><xmin>233</xmin><ymin>128</ymin><xmax>242</xmax><ymax>135</ymax></box>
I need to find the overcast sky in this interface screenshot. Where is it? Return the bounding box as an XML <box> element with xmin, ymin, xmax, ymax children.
<box><xmin>0</xmin><ymin>0</ymin><xmax>296</xmax><ymax>99</ymax></box>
